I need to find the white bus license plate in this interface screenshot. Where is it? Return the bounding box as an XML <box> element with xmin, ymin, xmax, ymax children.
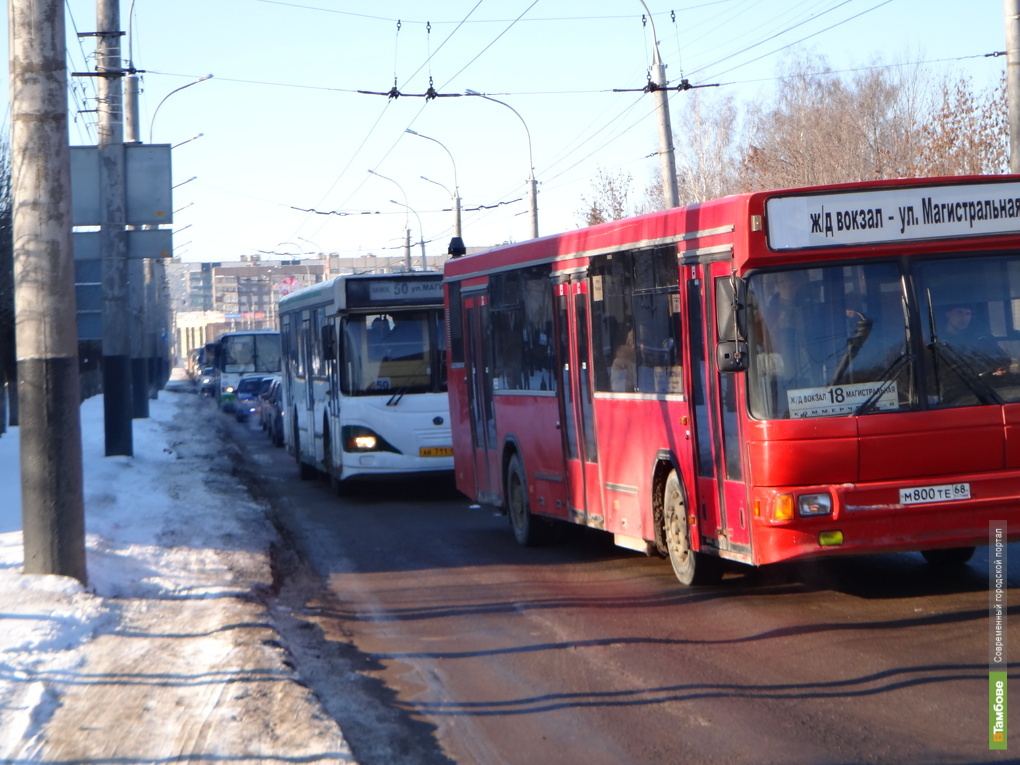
<box><xmin>420</xmin><ymin>446</ymin><xmax>453</xmax><ymax>458</ymax></box>
<box><xmin>899</xmin><ymin>483</ymin><xmax>971</xmax><ymax>506</ymax></box>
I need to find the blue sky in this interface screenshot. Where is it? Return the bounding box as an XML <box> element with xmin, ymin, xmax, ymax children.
<box><xmin>6</xmin><ymin>0</ymin><xmax>1011</xmax><ymax>262</ymax></box>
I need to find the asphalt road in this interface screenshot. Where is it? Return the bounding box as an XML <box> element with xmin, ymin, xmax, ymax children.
<box><xmin>228</xmin><ymin>414</ymin><xmax>1020</xmax><ymax>765</ymax></box>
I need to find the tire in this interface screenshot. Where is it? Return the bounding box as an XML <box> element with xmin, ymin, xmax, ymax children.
<box><xmin>921</xmin><ymin>546</ymin><xmax>976</xmax><ymax>566</ymax></box>
<box><xmin>294</xmin><ymin>419</ymin><xmax>317</xmax><ymax>481</ymax></box>
<box><xmin>663</xmin><ymin>470</ymin><xmax>723</xmax><ymax>586</ymax></box>
<box><xmin>323</xmin><ymin>432</ymin><xmax>344</xmax><ymax>496</ymax></box>
<box><xmin>506</xmin><ymin>454</ymin><xmax>553</xmax><ymax>546</ymax></box>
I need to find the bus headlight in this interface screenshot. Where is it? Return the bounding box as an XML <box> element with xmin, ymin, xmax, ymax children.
<box><xmin>225</xmin><ymin>386</ymin><xmax>236</xmax><ymax>394</ymax></box>
<box><xmin>798</xmin><ymin>493</ymin><xmax>833</xmax><ymax>517</ymax></box>
<box><xmin>771</xmin><ymin>491</ymin><xmax>833</xmax><ymax>520</ymax></box>
<box><xmin>342</xmin><ymin>425</ymin><xmax>400</xmax><ymax>454</ymax></box>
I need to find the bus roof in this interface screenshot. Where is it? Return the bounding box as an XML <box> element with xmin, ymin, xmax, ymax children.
<box><xmin>278</xmin><ymin>271</ymin><xmax>443</xmax><ymax>316</ymax></box>
<box><xmin>444</xmin><ymin>175</ymin><xmax>1020</xmax><ymax>278</ymax></box>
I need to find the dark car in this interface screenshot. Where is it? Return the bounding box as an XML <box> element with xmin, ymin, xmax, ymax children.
<box><xmin>234</xmin><ymin>375</ymin><xmax>265</xmax><ymax>422</ymax></box>
<box><xmin>198</xmin><ymin>367</ymin><xmax>219</xmax><ymax>398</ymax></box>
<box><xmin>263</xmin><ymin>377</ymin><xmax>284</xmax><ymax>447</ymax></box>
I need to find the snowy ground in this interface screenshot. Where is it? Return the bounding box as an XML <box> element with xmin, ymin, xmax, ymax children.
<box><xmin>0</xmin><ymin>374</ymin><xmax>355</xmax><ymax>762</ymax></box>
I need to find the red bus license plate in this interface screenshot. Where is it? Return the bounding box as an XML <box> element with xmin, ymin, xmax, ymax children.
<box><xmin>899</xmin><ymin>483</ymin><xmax>971</xmax><ymax>506</ymax></box>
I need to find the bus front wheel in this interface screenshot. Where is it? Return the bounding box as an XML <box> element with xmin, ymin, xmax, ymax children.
<box><xmin>294</xmin><ymin>419</ymin><xmax>317</xmax><ymax>481</ymax></box>
<box><xmin>663</xmin><ymin>470</ymin><xmax>722</xmax><ymax>586</ymax></box>
<box><xmin>506</xmin><ymin>454</ymin><xmax>553</xmax><ymax>546</ymax></box>
<box><xmin>921</xmin><ymin>546</ymin><xmax>976</xmax><ymax>566</ymax></box>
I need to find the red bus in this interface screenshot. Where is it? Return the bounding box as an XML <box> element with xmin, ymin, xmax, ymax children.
<box><xmin>444</xmin><ymin>175</ymin><xmax>1020</xmax><ymax>585</ymax></box>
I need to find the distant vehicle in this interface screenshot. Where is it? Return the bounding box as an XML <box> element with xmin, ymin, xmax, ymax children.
<box><xmin>211</xmin><ymin>330</ymin><xmax>282</xmax><ymax>412</ymax></box>
<box><xmin>262</xmin><ymin>377</ymin><xmax>285</xmax><ymax>447</ymax></box>
<box><xmin>278</xmin><ymin>271</ymin><xmax>451</xmax><ymax>490</ymax></box>
<box><xmin>234</xmin><ymin>375</ymin><xmax>265</xmax><ymax>422</ymax></box>
<box><xmin>198</xmin><ymin>367</ymin><xmax>219</xmax><ymax>398</ymax></box>
<box><xmin>255</xmin><ymin>376</ymin><xmax>276</xmax><ymax>430</ymax></box>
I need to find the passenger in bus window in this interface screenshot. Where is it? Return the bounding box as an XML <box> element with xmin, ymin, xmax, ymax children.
<box><xmin>941</xmin><ymin>303</ymin><xmax>1010</xmax><ymax>377</ymax></box>
<box><xmin>611</xmin><ymin>327</ymin><xmax>636</xmax><ymax>392</ymax></box>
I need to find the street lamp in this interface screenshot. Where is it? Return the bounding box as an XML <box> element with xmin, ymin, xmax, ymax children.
<box><xmin>390</xmin><ymin>199</ymin><xmax>427</xmax><ymax>271</ymax></box>
<box><xmin>464</xmin><ymin>89</ymin><xmax>538</xmax><ymax>239</ymax></box>
<box><xmin>368</xmin><ymin>169</ymin><xmax>414</xmax><ymax>270</ymax></box>
<box><xmin>149</xmin><ymin>74</ymin><xmax>213</xmax><ymax>143</ymax></box>
<box><xmin>405</xmin><ymin>129</ymin><xmax>462</xmax><ymax>240</ymax></box>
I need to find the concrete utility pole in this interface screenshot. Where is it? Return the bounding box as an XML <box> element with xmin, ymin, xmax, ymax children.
<box><xmin>97</xmin><ymin>0</ymin><xmax>133</xmax><ymax>454</ymax></box>
<box><xmin>639</xmin><ymin>1</ymin><xmax>680</xmax><ymax>208</ymax></box>
<box><xmin>10</xmin><ymin>0</ymin><xmax>88</xmax><ymax>582</ymax></box>
<box><xmin>1007</xmin><ymin>0</ymin><xmax>1020</xmax><ymax>173</ymax></box>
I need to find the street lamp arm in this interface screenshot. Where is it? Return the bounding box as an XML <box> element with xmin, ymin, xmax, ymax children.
<box><xmin>463</xmin><ymin>90</ymin><xmax>533</xmax><ymax>179</ymax></box>
<box><xmin>149</xmin><ymin>74</ymin><xmax>213</xmax><ymax>143</ymax></box>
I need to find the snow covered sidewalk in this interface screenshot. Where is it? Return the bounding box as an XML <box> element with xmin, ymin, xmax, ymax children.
<box><xmin>0</xmin><ymin>384</ymin><xmax>355</xmax><ymax>762</ymax></box>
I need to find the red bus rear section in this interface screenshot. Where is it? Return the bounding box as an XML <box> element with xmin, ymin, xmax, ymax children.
<box><xmin>444</xmin><ymin>176</ymin><xmax>1020</xmax><ymax>585</ymax></box>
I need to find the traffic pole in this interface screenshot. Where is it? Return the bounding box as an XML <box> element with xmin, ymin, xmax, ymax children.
<box><xmin>1006</xmin><ymin>0</ymin><xmax>1020</xmax><ymax>173</ymax></box>
<box><xmin>96</xmin><ymin>0</ymin><xmax>133</xmax><ymax>453</ymax></box>
<box><xmin>10</xmin><ymin>0</ymin><xmax>88</xmax><ymax>583</ymax></box>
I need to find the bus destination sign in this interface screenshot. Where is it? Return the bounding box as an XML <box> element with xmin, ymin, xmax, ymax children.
<box><xmin>766</xmin><ymin>181</ymin><xmax>1020</xmax><ymax>250</ymax></box>
<box><xmin>345</xmin><ymin>276</ymin><xmax>443</xmax><ymax>308</ymax></box>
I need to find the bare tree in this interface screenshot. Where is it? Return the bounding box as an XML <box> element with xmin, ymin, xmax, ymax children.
<box><xmin>915</xmin><ymin>73</ymin><xmax>1008</xmax><ymax>176</ymax></box>
<box><xmin>579</xmin><ymin>51</ymin><xmax>1007</xmax><ymax>216</ymax></box>
<box><xmin>674</xmin><ymin>90</ymin><xmax>742</xmax><ymax>205</ymax></box>
<box><xmin>577</xmin><ymin>166</ymin><xmax>633</xmax><ymax>226</ymax></box>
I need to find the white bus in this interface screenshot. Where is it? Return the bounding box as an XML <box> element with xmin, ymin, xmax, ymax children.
<box><xmin>278</xmin><ymin>272</ymin><xmax>452</xmax><ymax>490</ymax></box>
<box><xmin>212</xmin><ymin>330</ymin><xmax>282</xmax><ymax>411</ymax></box>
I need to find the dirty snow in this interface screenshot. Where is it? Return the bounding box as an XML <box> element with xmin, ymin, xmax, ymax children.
<box><xmin>0</xmin><ymin>374</ymin><xmax>355</xmax><ymax>762</ymax></box>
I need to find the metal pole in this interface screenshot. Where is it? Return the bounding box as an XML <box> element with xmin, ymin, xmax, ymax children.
<box><xmin>464</xmin><ymin>91</ymin><xmax>538</xmax><ymax>238</ymax></box>
<box><xmin>406</xmin><ymin>129</ymin><xmax>461</xmax><ymax>238</ymax></box>
<box><xmin>122</xmin><ymin>1</ymin><xmax>150</xmax><ymax>414</ymax></box>
<box><xmin>1007</xmin><ymin>0</ymin><xmax>1020</xmax><ymax>173</ymax></box>
<box><xmin>98</xmin><ymin>0</ymin><xmax>133</xmax><ymax>454</ymax></box>
<box><xmin>404</xmin><ymin>228</ymin><xmax>412</xmax><ymax>271</ymax></box>
<box><xmin>10</xmin><ymin>0</ymin><xmax>88</xmax><ymax>582</ymax></box>
<box><xmin>638</xmin><ymin>1</ymin><xmax>679</xmax><ymax>208</ymax></box>
<box><xmin>390</xmin><ymin>199</ymin><xmax>426</xmax><ymax>270</ymax></box>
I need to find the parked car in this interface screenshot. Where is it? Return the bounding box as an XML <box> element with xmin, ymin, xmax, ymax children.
<box><xmin>233</xmin><ymin>375</ymin><xmax>265</xmax><ymax>422</ymax></box>
<box><xmin>198</xmin><ymin>367</ymin><xmax>219</xmax><ymax>398</ymax></box>
<box><xmin>263</xmin><ymin>377</ymin><xmax>284</xmax><ymax>447</ymax></box>
<box><xmin>255</xmin><ymin>376</ymin><xmax>276</xmax><ymax>430</ymax></box>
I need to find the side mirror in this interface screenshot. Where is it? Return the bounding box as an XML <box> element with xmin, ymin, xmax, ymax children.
<box><xmin>716</xmin><ymin>276</ymin><xmax>747</xmax><ymax>342</ymax></box>
<box><xmin>717</xmin><ymin>340</ymin><xmax>749</xmax><ymax>373</ymax></box>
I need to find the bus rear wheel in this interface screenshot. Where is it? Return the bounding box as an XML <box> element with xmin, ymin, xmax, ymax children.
<box><xmin>663</xmin><ymin>470</ymin><xmax>722</xmax><ymax>586</ymax></box>
<box><xmin>921</xmin><ymin>546</ymin><xmax>976</xmax><ymax>566</ymax></box>
<box><xmin>506</xmin><ymin>454</ymin><xmax>553</xmax><ymax>546</ymax></box>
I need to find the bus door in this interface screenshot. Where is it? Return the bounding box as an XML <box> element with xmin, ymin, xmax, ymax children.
<box><xmin>686</xmin><ymin>263</ymin><xmax>752</xmax><ymax>556</ymax></box>
<box><xmin>463</xmin><ymin>293</ymin><xmax>499</xmax><ymax>502</ymax></box>
<box><xmin>555</xmin><ymin>278</ymin><xmax>604</xmax><ymax>528</ymax></box>
<box><xmin>324</xmin><ymin>316</ymin><xmax>340</xmax><ymax>421</ymax></box>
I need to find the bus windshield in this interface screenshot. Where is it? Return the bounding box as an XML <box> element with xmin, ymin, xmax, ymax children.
<box><xmin>747</xmin><ymin>256</ymin><xmax>1020</xmax><ymax>419</ymax></box>
<box><xmin>340</xmin><ymin>310</ymin><xmax>446</xmax><ymax>396</ymax></box>
<box><xmin>746</xmin><ymin>258</ymin><xmax>1020</xmax><ymax>420</ymax></box>
<box><xmin>221</xmin><ymin>333</ymin><xmax>281</xmax><ymax>374</ymax></box>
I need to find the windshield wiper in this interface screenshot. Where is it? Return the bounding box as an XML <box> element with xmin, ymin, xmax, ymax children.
<box><xmin>853</xmin><ymin>351</ymin><xmax>911</xmax><ymax>416</ymax></box>
<box><xmin>386</xmin><ymin>386</ymin><xmax>409</xmax><ymax>406</ymax></box>
<box><xmin>928</xmin><ymin>341</ymin><xmax>1003</xmax><ymax>405</ymax></box>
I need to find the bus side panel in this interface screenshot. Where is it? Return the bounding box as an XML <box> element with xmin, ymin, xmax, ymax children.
<box><xmin>1006</xmin><ymin>403</ymin><xmax>1020</xmax><ymax>467</ymax></box>
<box><xmin>448</xmin><ymin>366</ymin><xmax>478</xmax><ymax>500</ymax></box>
<box><xmin>593</xmin><ymin>396</ymin><xmax>693</xmax><ymax>543</ymax></box>
<box><xmin>496</xmin><ymin>393</ymin><xmax>568</xmax><ymax>521</ymax></box>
